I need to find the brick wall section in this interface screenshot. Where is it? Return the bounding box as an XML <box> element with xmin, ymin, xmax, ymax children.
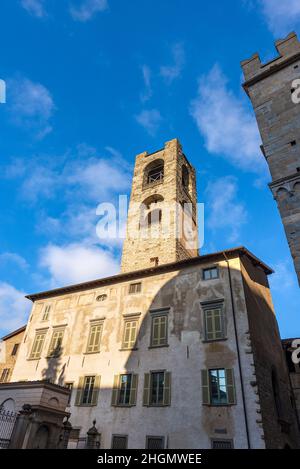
<box><xmin>240</xmin><ymin>255</ymin><xmax>300</xmax><ymax>448</ymax></box>
<box><xmin>241</xmin><ymin>32</ymin><xmax>300</xmax><ymax>285</ymax></box>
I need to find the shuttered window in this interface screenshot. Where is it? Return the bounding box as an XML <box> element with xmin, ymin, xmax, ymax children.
<box><xmin>86</xmin><ymin>322</ymin><xmax>103</xmax><ymax>353</ymax></box>
<box><xmin>30</xmin><ymin>331</ymin><xmax>46</xmax><ymax>359</ymax></box>
<box><xmin>111</xmin><ymin>435</ymin><xmax>128</xmax><ymax>449</ymax></box>
<box><xmin>75</xmin><ymin>375</ymin><xmax>100</xmax><ymax>406</ymax></box>
<box><xmin>42</xmin><ymin>305</ymin><xmax>51</xmax><ymax>321</ymax></box>
<box><xmin>122</xmin><ymin>320</ymin><xmax>138</xmax><ymax>349</ymax></box>
<box><xmin>150</xmin><ymin>314</ymin><xmax>168</xmax><ymax>347</ymax></box>
<box><xmin>111</xmin><ymin>374</ymin><xmax>138</xmax><ymax>406</ymax></box>
<box><xmin>143</xmin><ymin>371</ymin><xmax>171</xmax><ymax>406</ymax></box>
<box><xmin>204</xmin><ymin>306</ymin><xmax>225</xmax><ymax>341</ymax></box>
<box><xmin>0</xmin><ymin>368</ymin><xmax>10</xmax><ymax>383</ymax></box>
<box><xmin>48</xmin><ymin>328</ymin><xmax>65</xmax><ymax>357</ymax></box>
<box><xmin>201</xmin><ymin>369</ymin><xmax>236</xmax><ymax>405</ymax></box>
<box><xmin>129</xmin><ymin>282</ymin><xmax>141</xmax><ymax>294</ymax></box>
<box><xmin>146</xmin><ymin>436</ymin><xmax>165</xmax><ymax>449</ymax></box>
<box><xmin>211</xmin><ymin>439</ymin><xmax>233</xmax><ymax>449</ymax></box>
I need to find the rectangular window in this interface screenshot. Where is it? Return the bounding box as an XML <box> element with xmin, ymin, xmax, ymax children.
<box><xmin>0</xmin><ymin>368</ymin><xmax>10</xmax><ymax>383</ymax></box>
<box><xmin>42</xmin><ymin>304</ymin><xmax>51</xmax><ymax>321</ymax></box>
<box><xmin>30</xmin><ymin>331</ymin><xmax>47</xmax><ymax>359</ymax></box>
<box><xmin>201</xmin><ymin>369</ymin><xmax>236</xmax><ymax>406</ymax></box>
<box><xmin>11</xmin><ymin>343</ymin><xmax>19</xmax><ymax>356</ymax></box>
<box><xmin>75</xmin><ymin>376</ymin><xmax>100</xmax><ymax>406</ymax></box>
<box><xmin>150</xmin><ymin>313</ymin><xmax>168</xmax><ymax>347</ymax></box>
<box><xmin>129</xmin><ymin>282</ymin><xmax>141</xmax><ymax>294</ymax></box>
<box><xmin>146</xmin><ymin>436</ymin><xmax>165</xmax><ymax>449</ymax></box>
<box><xmin>203</xmin><ymin>266</ymin><xmax>219</xmax><ymax>280</ymax></box>
<box><xmin>82</xmin><ymin>376</ymin><xmax>95</xmax><ymax>405</ymax></box>
<box><xmin>143</xmin><ymin>371</ymin><xmax>171</xmax><ymax>406</ymax></box>
<box><xmin>111</xmin><ymin>374</ymin><xmax>138</xmax><ymax>407</ymax></box>
<box><xmin>150</xmin><ymin>371</ymin><xmax>165</xmax><ymax>405</ymax></box>
<box><xmin>65</xmin><ymin>382</ymin><xmax>73</xmax><ymax>405</ymax></box>
<box><xmin>86</xmin><ymin>322</ymin><xmax>103</xmax><ymax>353</ymax></box>
<box><xmin>48</xmin><ymin>328</ymin><xmax>65</xmax><ymax>357</ymax></box>
<box><xmin>122</xmin><ymin>320</ymin><xmax>138</xmax><ymax>349</ymax></box>
<box><xmin>211</xmin><ymin>439</ymin><xmax>233</xmax><ymax>449</ymax></box>
<box><xmin>111</xmin><ymin>435</ymin><xmax>128</xmax><ymax>449</ymax></box>
<box><xmin>203</xmin><ymin>305</ymin><xmax>225</xmax><ymax>341</ymax></box>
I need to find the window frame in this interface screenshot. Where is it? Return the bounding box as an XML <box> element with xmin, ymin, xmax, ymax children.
<box><xmin>129</xmin><ymin>282</ymin><xmax>142</xmax><ymax>294</ymax></box>
<box><xmin>11</xmin><ymin>343</ymin><xmax>20</xmax><ymax>356</ymax></box>
<box><xmin>121</xmin><ymin>319</ymin><xmax>138</xmax><ymax>350</ymax></box>
<box><xmin>65</xmin><ymin>382</ymin><xmax>74</xmax><ymax>405</ymax></box>
<box><xmin>42</xmin><ymin>304</ymin><xmax>51</xmax><ymax>321</ymax></box>
<box><xmin>47</xmin><ymin>327</ymin><xmax>65</xmax><ymax>358</ymax></box>
<box><xmin>81</xmin><ymin>375</ymin><xmax>96</xmax><ymax>406</ymax></box>
<box><xmin>111</xmin><ymin>434</ymin><xmax>128</xmax><ymax>449</ymax></box>
<box><xmin>202</xmin><ymin>301</ymin><xmax>226</xmax><ymax>342</ymax></box>
<box><xmin>86</xmin><ymin>321</ymin><xmax>103</xmax><ymax>354</ymax></box>
<box><xmin>118</xmin><ymin>374</ymin><xmax>133</xmax><ymax>406</ymax></box>
<box><xmin>149</xmin><ymin>370</ymin><xmax>165</xmax><ymax>406</ymax></box>
<box><xmin>211</xmin><ymin>439</ymin><xmax>234</xmax><ymax>449</ymax></box>
<box><xmin>202</xmin><ymin>368</ymin><xmax>236</xmax><ymax>406</ymax></box>
<box><xmin>146</xmin><ymin>435</ymin><xmax>165</xmax><ymax>449</ymax></box>
<box><xmin>202</xmin><ymin>266</ymin><xmax>219</xmax><ymax>281</ymax></box>
<box><xmin>0</xmin><ymin>368</ymin><xmax>10</xmax><ymax>383</ymax></box>
<box><xmin>150</xmin><ymin>310</ymin><xmax>169</xmax><ymax>348</ymax></box>
<box><xmin>29</xmin><ymin>330</ymin><xmax>47</xmax><ymax>360</ymax></box>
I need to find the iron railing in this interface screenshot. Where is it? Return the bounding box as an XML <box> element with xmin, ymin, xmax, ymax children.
<box><xmin>0</xmin><ymin>407</ymin><xmax>17</xmax><ymax>449</ymax></box>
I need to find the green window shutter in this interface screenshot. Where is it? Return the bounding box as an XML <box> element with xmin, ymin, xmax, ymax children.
<box><xmin>152</xmin><ymin>317</ymin><xmax>160</xmax><ymax>346</ymax></box>
<box><xmin>225</xmin><ymin>369</ymin><xmax>236</xmax><ymax>404</ymax></box>
<box><xmin>201</xmin><ymin>369</ymin><xmax>210</xmax><ymax>405</ymax></box>
<box><xmin>163</xmin><ymin>372</ymin><xmax>171</xmax><ymax>406</ymax></box>
<box><xmin>75</xmin><ymin>376</ymin><xmax>84</xmax><ymax>406</ymax></box>
<box><xmin>143</xmin><ymin>373</ymin><xmax>150</xmax><ymax>406</ymax></box>
<box><xmin>111</xmin><ymin>375</ymin><xmax>120</xmax><ymax>406</ymax></box>
<box><xmin>129</xmin><ymin>374</ymin><xmax>138</xmax><ymax>406</ymax></box>
<box><xmin>91</xmin><ymin>375</ymin><xmax>101</xmax><ymax>406</ymax></box>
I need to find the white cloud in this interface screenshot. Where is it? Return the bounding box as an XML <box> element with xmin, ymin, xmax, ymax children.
<box><xmin>191</xmin><ymin>64</ymin><xmax>265</xmax><ymax>174</ymax></box>
<box><xmin>70</xmin><ymin>0</ymin><xmax>108</xmax><ymax>22</ymax></box>
<box><xmin>258</xmin><ymin>0</ymin><xmax>300</xmax><ymax>36</ymax></box>
<box><xmin>0</xmin><ymin>282</ymin><xmax>31</xmax><ymax>334</ymax></box>
<box><xmin>9</xmin><ymin>77</ymin><xmax>55</xmax><ymax>139</ymax></box>
<box><xmin>0</xmin><ymin>252</ymin><xmax>28</xmax><ymax>271</ymax></box>
<box><xmin>135</xmin><ymin>109</ymin><xmax>162</xmax><ymax>135</ymax></box>
<box><xmin>206</xmin><ymin>176</ymin><xmax>248</xmax><ymax>243</ymax></box>
<box><xmin>140</xmin><ymin>65</ymin><xmax>152</xmax><ymax>103</ymax></box>
<box><xmin>21</xmin><ymin>0</ymin><xmax>46</xmax><ymax>18</ymax></box>
<box><xmin>160</xmin><ymin>43</ymin><xmax>185</xmax><ymax>84</ymax></box>
<box><xmin>269</xmin><ymin>259</ymin><xmax>297</xmax><ymax>291</ymax></box>
<box><xmin>40</xmin><ymin>243</ymin><xmax>119</xmax><ymax>286</ymax></box>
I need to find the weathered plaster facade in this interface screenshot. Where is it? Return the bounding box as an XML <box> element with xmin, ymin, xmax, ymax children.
<box><xmin>241</xmin><ymin>32</ymin><xmax>300</xmax><ymax>285</ymax></box>
<box><xmin>9</xmin><ymin>248</ymin><xmax>299</xmax><ymax>449</ymax></box>
<box><xmin>0</xmin><ymin>326</ymin><xmax>25</xmax><ymax>383</ymax></box>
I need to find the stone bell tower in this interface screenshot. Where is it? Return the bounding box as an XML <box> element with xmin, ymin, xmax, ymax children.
<box><xmin>241</xmin><ymin>32</ymin><xmax>300</xmax><ymax>285</ymax></box>
<box><xmin>121</xmin><ymin>138</ymin><xmax>198</xmax><ymax>273</ymax></box>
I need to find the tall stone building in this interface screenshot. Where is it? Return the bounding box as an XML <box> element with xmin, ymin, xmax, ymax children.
<box><xmin>241</xmin><ymin>32</ymin><xmax>300</xmax><ymax>285</ymax></box>
<box><xmin>121</xmin><ymin>138</ymin><xmax>198</xmax><ymax>273</ymax></box>
<box><xmin>0</xmin><ymin>326</ymin><xmax>25</xmax><ymax>384</ymax></box>
<box><xmin>1</xmin><ymin>139</ymin><xmax>299</xmax><ymax>449</ymax></box>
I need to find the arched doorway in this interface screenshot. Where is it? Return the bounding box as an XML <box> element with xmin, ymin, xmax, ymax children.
<box><xmin>33</xmin><ymin>425</ymin><xmax>50</xmax><ymax>449</ymax></box>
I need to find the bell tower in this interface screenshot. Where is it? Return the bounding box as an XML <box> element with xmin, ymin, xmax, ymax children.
<box><xmin>121</xmin><ymin>138</ymin><xmax>198</xmax><ymax>273</ymax></box>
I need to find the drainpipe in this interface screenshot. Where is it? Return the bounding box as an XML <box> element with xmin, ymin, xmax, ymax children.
<box><xmin>223</xmin><ymin>252</ymin><xmax>251</xmax><ymax>449</ymax></box>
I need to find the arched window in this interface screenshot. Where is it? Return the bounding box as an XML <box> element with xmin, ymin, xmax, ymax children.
<box><xmin>146</xmin><ymin>208</ymin><xmax>162</xmax><ymax>227</ymax></box>
<box><xmin>142</xmin><ymin>194</ymin><xmax>164</xmax><ymax>210</ymax></box>
<box><xmin>144</xmin><ymin>159</ymin><xmax>164</xmax><ymax>185</ymax></box>
<box><xmin>182</xmin><ymin>165</ymin><xmax>189</xmax><ymax>189</ymax></box>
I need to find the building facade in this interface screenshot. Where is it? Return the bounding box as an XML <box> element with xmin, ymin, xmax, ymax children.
<box><xmin>6</xmin><ymin>140</ymin><xmax>299</xmax><ymax>449</ymax></box>
<box><xmin>241</xmin><ymin>32</ymin><xmax>300</xmax><ymax>285</ymax></box>
<box><xmin>282</xmin><ymin>339</ymin><xmax>300</xmax><ymax>424</ymax></box>
<box><xmin>0</xmin><ymin>326</ymin><xmax>25</xmax><ymax>384</ymax></box>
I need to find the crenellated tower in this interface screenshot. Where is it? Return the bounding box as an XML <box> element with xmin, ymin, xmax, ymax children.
<box><xmin>241</xmin><ymin>32</ymin><xmax>300</xmax><ymax>285</ymax></box>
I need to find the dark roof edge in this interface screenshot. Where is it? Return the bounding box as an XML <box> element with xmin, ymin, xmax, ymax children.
<box><xmin>1</xmin><ymin>325</ymin><xmax>26</xmax><ymax>341</ymax></box>
<box><xmin>26</xmin><ymin>246</ymin><xmax>273</xmax><ymax>301</ymax></box>
<box><xmin>25</xmin><ymin>246</ymin><xmax>273</xmax><ymax>302</ymax></box>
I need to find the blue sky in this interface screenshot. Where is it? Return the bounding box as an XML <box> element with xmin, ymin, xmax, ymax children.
<box><xmin>0</xmin><ymin>0</ymin><xmax>299</xmax><ymax>338</ymax></box>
